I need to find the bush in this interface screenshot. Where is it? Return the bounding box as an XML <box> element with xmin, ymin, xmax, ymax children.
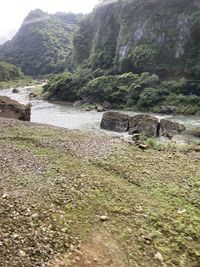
<box><xmin>79</xmin><ymin>72</ymin><xmax>160</xmax><ymax>105</ymax></box>
<box><xmin>165</xmin><ymin>94</ymin><xmax>200</xmax><ymax>114</ymax></box>
<box><xmin>128</xmin><ymin>45</ymin><xmax>157</xmax><ymax>73</ymax></box>
<box><xmin>137</xmin><ymin>88</ymin><xmax>162</xmax><ymax>108</ymax></box>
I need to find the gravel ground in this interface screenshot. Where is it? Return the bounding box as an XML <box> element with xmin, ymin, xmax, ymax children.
<box><xmin>0</xmin><ymin>117</ymin><xmax>200</xmax><ymax>267</ymax></box>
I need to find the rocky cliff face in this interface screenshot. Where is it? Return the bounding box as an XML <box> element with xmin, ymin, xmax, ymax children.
<box><xmin>73</xmin><ymin>0</ymin><xmax>200</xmax><ymax>77</ymax></box>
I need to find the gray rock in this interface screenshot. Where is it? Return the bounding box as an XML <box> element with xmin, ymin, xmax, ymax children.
<box><xmin>129</xmin><ymin>114</ymin><xmax>159</xmax><ymax>137</ymax></box>
<box><xmin>101</xmin><ymin>112</ymin><xmax>129</xmax><ymax>132</ymax></box>
<box><xmin>96</xmin><ymin>105</ymin><xmax>105</xmax><ymax>112</ymax></box>
<box><xmin>12</xmin><ymin>88</ymin><xmax>20</xmax><ymax>93</ymax></box>
<box><xmin>191</xmin><ymin>127</ymin><xmax>200</xmax><ymax>138</ymax></box>
<box><xmin>99</xmin><ymin>215</ymin><xmax>109</xmax><ymax>221</ymax></box>
<box><xmin>160</xmin><ymin>119</ymin><xmax>185</xmax><ymax>138</ymax></box>
<box><xmin>0</xmin><ymin>96</ymin><xmax>31</xmax><ymax>121</ymax></box>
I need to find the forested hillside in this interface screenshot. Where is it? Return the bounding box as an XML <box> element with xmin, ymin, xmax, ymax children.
<box><xmin>0</xmin><ymin>9</ymin><xmax>82</xmax><ymax>76</ymax></box>
<box><xmin>0</xmin><ymin>61</ymin><xmax>23</xmax><ymax>82</ymax></box>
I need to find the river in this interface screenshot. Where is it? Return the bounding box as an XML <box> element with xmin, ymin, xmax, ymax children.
<box><xmin>1</xmin><ymin>87</ymin><xmax>200</xmax><ymax>142</ymax></box>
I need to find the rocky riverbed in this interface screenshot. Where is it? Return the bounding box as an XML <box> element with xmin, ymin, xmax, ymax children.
<box><xmin>0</xmin><ymin>117</ymin><xmax>200</xmax><ymax>266</ymax></box>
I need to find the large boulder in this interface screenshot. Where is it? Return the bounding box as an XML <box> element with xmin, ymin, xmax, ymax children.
<box><xmin>191</xmin><ymin>127</ymin><xmax>200</xmax><ymax>138</ymax></box>
<box><xmin>160</xmin><ymin>119</ymin><xmax>185</xmax><ymax>138</ymax></box>
<box><xmin>0</xmin><ymin>96</ymin><xmax>31</xmax><ymax>121</ymax></box>
<box><xmin>129</xmin><ymin>114</ymin><xmax>159</xmax><ymax>137</ymax></box>
<box><xmin>100</xmin><ymin>112</ymin><xmax>129</xmax><ymax>132</ymax></box>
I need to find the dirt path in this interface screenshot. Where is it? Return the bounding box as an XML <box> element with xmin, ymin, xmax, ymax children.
<box><xmin>47</xmin><ymin>231</ymin><xmax>128</xmax><ymax>267</ymax></box>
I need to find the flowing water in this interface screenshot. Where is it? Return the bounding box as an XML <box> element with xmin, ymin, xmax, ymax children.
<box><xmin>1</xmin><ymin>87</ymin><xmax>200</xmax><ymax>142</ymax></box>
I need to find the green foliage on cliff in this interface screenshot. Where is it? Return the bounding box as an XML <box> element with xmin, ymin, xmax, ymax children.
<box><xmin>0</xmin><ymin>9</ymin><xmax>82</xmax><ymax>76</ymax></box>
<box><xmin>0</xmin><ymin>61</ymin><xmax>23</xmax><ymax>82</ymax></box>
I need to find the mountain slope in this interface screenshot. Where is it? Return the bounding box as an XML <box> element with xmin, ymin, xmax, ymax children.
<box><xmin>73</xmin><ymin>0</ymin><xmax>200</xmax><ymax>78</ymax></box>
<box><xmin>0</xmin><ymin>9</ymin><xmax>82</xmax><ymax>76</ymax></box>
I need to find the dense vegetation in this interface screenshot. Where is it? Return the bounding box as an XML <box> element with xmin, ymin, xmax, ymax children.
<box><xmin>43</xmin><ymin>0</ymin><xmax>200</xmax><ymax>115</ymax></box>
<box><xmin>0</xmin><ymin>61</ymin><xmax>23</xmax><ymax>82</ymax></box>
<box><xmin>44</xmin><ymin>71</ymin><xmax>200</xmax><ymax>114</ymax></box>
<box><xmin>0</xmin><ymin>9</ymin><xmax>82</xmax><ymax>76</ymax></box>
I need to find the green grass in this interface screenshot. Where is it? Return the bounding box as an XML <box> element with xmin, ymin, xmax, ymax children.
<box><xmin>0</xmin><ymin>77</ymin><xmax>35</xmax><ymax>89</ymax></box>
<box><xmin>0</xmin><ymin>122</ymin><xmax>200</xmax><ymax>266</ymax></box>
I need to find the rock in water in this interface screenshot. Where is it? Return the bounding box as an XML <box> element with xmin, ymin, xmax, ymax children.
<box><xmin>101</xmin><ymin>112</ymin><xmax>129</xmax><ymax>132</ymax></box>
<box><xmin>160</xmin><ymin>119</ymin><xmax>185</xmax><ymax>138</ymax></box>
<box><xmin>129</xmin><ymin>114</ymin><xmax>159</xmax><ymax>137</ymax></box>
<box><xmin>12</xmin><ymin>88</ymin><xmax>20</xmax><ymax>93</ymax></box>
<box><xmin>0</xmin><ymin>96</ymin><xmax>31</xmax><ymax>121</ymax></box>
<box><xmin>191</xmin><ymin>127</ymin><xmax>200</xmax><ymax>138</ymax></box>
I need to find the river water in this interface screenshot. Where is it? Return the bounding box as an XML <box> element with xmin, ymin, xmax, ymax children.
<box><xmin>1</xmin><ymin>87</ymin><xmax>200</xmax><ymax>141</ymax></box>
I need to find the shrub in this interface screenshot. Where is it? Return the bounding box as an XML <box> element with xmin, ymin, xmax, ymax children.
<box><xmin>128</xmin><ymin>45</ymin><xmax>157</xmax><ymax>73</ymax></box>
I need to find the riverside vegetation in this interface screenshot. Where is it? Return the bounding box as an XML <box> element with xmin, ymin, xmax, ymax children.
<box><xmin>0</xmin><ymin>118</ymin><xmax>200</xmax><ymax>266</ymax></box>
<box><xmin>0</xmin><ymin>61</ymin><xmax>33</xmax><ymax>89</ymax></box>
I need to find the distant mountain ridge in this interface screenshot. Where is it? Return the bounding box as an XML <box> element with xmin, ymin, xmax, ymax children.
<box><xmin>0</xmin><ymin>9</ymin><xmax>83</xmax><ymax>76</ymax></box>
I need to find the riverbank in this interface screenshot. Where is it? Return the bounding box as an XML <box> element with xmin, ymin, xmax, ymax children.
<box><xmin>0</xmin><ymin>77</ymin><xmax>35</xmax><ymax>90</ymax></box>
<box><xmin>0</xmin><ymin>117</ymin><xmax>200</xmax><ymax>266</ymax></box>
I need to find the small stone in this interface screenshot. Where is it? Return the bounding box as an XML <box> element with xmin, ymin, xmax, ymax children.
<box><xmin>31</xmin><ymin>213</ymin><xmax>39</xmax><ymax>219</ymax></box>
<box><xmin>177</xmin><ymin>209</ymin><xmax>186</xmax><ymax>214</ymax></box>
<box><xmin>155</xmin><ymin>252</ymin><xmax>164</xmax><ymax>262</ymax></box>
<box><xmin>2</xmin><ymin>193</ymin><xmax>8</xmax><ymax>199</ymax></box>
<box><xmin>19</xmin><ymin>250</ymin><xmax>26</xmax><ymax>257</ymax></box>
<box><xmin>99</xmin><ymin>215</ymin><xmax>109</xmax><ymax>221</ymax></box>
<box><xmin>137</xmin><ymin>144</ymin><xmax>149</xmax><ymax>150</ymax></box>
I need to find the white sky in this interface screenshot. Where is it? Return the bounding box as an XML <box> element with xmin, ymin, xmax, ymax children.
<box><xmin>0</xmin><ymin>0</ymin><xmax>99</xmax><ymax>43</ymax></box>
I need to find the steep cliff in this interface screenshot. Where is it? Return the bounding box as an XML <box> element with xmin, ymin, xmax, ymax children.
<box><xmin>0</xmin><ymin>10</ymin><xmax>82</xmax><ymax>76</ymax></box>
<box><xmin>73</xmin><ymin>0</ymin><xmax>200</xmax><ymax>78</ymax></box>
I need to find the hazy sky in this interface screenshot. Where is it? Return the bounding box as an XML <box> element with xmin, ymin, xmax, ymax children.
<box><xmin>0</xmin><ymin>0</ymin><xmax>99</xmax><ymax>44</ymax></box>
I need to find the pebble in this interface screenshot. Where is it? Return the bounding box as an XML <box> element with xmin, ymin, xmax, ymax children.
<box><xmin>19</xmin><ymin>250</ymin><xmax>26</xmax><ymax>257</ymax></box>
<box><xmin>99</xmin><ymin>215</ymin><xmax>109</xmax><ymax>221</ymax></box>
<box><xmin>155</xmin><ymin>252</ymin><xmax>164</xmax><ymax>262</ymax></box>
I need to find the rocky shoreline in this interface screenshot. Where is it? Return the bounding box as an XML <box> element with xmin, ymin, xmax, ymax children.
<box><xmin>101</xmin><ymin>112</ymin><xmax>185</xmax><ymax>139</ymax></box>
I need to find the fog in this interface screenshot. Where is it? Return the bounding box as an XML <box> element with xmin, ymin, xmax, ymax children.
<box><xmin>0</xmin><ymin>0</ymin><xmax>99</xmax><ymax>43</ymax></box>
